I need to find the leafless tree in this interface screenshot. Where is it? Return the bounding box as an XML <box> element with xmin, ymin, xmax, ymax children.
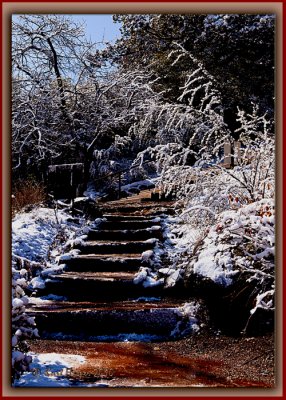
<box><xmin>12</xmin><ymin>14</ymin><xmax>98</xmax><ymax>176</ymax></box>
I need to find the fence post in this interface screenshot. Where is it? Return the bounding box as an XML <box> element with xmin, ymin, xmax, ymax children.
<box><xmin>234</xmin><ymin>141</ymin><xmax>241</xmax><ymax>165</ymax></box>
<box><xmin>224</xmin><ymin>142</ymin><xmax>232</xmax><ymax>168</ymax></box>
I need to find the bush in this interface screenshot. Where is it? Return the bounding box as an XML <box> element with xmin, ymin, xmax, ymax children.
<box><xmin>12</xmin><ymin>179</ymin><xmax>46</xmax><ymax>216</ymax></box>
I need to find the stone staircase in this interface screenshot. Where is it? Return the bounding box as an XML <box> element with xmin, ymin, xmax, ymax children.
<box><xmin>28</xmin><ymin>191</ymin><xmax>187</xmax><ymax>342</ymax></box>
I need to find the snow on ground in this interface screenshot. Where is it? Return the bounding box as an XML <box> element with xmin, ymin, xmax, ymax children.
<box><xmin>28</xmin><ymin>295</ymin><xmax>68</xmax><ymax>305</ymax></box>
<box><xmin>14</xmin><ymin>353</ymin><xmax>90</xmax><ymax>387</ymax></box>
<box><xmin>12</xmin><ymin>207</ymin><xmax>78</xmax><ymax>262</ymax></box>
<box><xmin>83</xmin><ymin>182</ymin><xmax>101</xmax><ymax>200</ymax></box>
<box><xmin>121</xmin><ymin>179</ymin><xmax>155</xmax><ymax>192</ymax></box>
<box><xmin>12</xmin><ymin>208</ymin><xmax>58</xmax><ymax>261</ymax></box>
<box><xmin>86</xmin><ymin>333</ymin><xmax>166</xmax><ymax>342</ymax></box>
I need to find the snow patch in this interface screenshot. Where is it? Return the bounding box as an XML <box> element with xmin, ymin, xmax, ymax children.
<box><xmin>12</xmin><ymin>207</ymin><xmax>71</xmax><ymax>262</ymax></box>
<box><xmin>29</xmin><ymin>277</ymin><xmax>46</xmax><ymax>290</ymax></box>
<box><xmin>133</xmin><ymin>267</ymin><xmax>164</xmax><ymax>287</ymax></box>
<box><xmin>250</xmin><ymin>289</ymin><xmax>275</xmax><ymax>315</ymax></box>
<box><xmin>141</xmin><ymin>250</ymin><xmax>154</xmax><ymax>262</ymax></box>
<box><xmin>146</xmin><ymin>225</ymin><xmax>161</xmax><ymax>232</ymax></box>
<box><xmin>121</xmin><ymin>179</ymin><xmax>155</xmax><ymax>192</ymax></box>
<box><xmin>14</xmin><ymin>353</ymin><xmax>86</xmax><ymax>387</ymax></box>
<box><xmin>193</xmin><ymin>239</ymin><xmax>233</xmax><ymax>287</ymax></box>
<box><xmin>91</xmin><ymin>333</ymin><xmax>165</xmax><ymax>342</ymax></box>
<box><xmin>171</xmin><ymin>302</ymin><xmax>201</xmax><ymax>338</ymax></box>
<box><xmin>132</xmin><ymin>297</ymin><xmax>161</xmax><ymax>302</ymax></box>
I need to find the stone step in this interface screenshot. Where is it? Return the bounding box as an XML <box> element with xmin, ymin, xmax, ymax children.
<box><xmin>27</xmin><ymin>299</ymin><xmax>184</xmax><ymax>340</ymax></box>
<box><xmin>98</xmin><ymin>219</ymin><xmax>158</xmax><ymax>230</ymax></box>
<box><xmin>102</xmin><ymin>214</ymin><xmax>159</xmax><ymax>221</ymax></box>
<box><xmin>87</xmin><ymin>227</ymin><xmax>162</xmax><ymax>241</ymax></box>
<box><xmin>41</xmin><ymin>271</ymin><xmax>164</xmax><ymax>300</ymax></box>
<box><xmin>75</xmin><ymin>239</ymin><xmax>158</xmax><ymax>255</ymax></box>
<box><xmin>100</xmin><ymin>204</ymin><xmax>175</xmax><ymax>215</ymax></box>
<box><xmin>63</xmin><ymin>254</ymin><xmax>142</xmax><ymax>272</ymax></box>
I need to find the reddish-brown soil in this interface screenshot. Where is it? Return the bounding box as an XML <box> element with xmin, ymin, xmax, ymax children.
<box><xmin>27</xmin><ymin>332</ymin><xmax>275</xmax><ymax>388</ymax></box>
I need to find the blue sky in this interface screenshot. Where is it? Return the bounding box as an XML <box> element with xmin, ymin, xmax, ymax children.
<box><xmin>68</xmin><ymin>14</ymin><xmax>121</xmax><ymax>45</ymax></box>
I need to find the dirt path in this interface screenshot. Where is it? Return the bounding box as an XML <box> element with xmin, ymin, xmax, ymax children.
<box><xmin>159</xmin><ymin>332</ymin><xmax>275</xmax><ymax>387</ymax></box>
<box><xmin>27</xmin><ymin>332</ymin><xmax>274</xmax><ymax>388</ymax></box>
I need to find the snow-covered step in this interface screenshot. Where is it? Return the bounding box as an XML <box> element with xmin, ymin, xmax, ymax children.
<box><xmin>41</xmin><ymin>271</ymin><xmax>164</xmax><ymax>300</ymax></box>
<box><xmin>63</xmin><ymin>254</ymin><xmax>142</xmax><ymax>272</ymax></box>
<box><xmin>74</xmin><ymin>239</ymin><xmax>158</xmax><ymax>255</ymax></box>
<box><xmin>27</xmin><ymin>299</ymin><xmax>185</xmax><ymax>340</ymax></box>
<box><xmin>87</xmin><ymin>227</ymin><xmax>162</xmax><ymax>241</ymax></box>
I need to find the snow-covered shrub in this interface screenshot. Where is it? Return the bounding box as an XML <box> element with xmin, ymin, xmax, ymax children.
<box><xmin>231</xmin><ymin>104</ymin><xmax>274</xmax><ymax>202</ymax></box>
<box><xmin>91</xmin><ymin>135</ymin><xmax>133</xmax><ymax>181</ymax></box>
<box><xmin>12</xmin><ymin>260</ymin><xmax>39</xmax><ymax>383</ymax></box>
<box><xmin>147</xmin><ymin>102</ymin><xmax>275</xmax><ymax>333</ymax></box>
<box><xmin>160</xmin><ymin>166</ymin><xmax>235</xmax><ymax>230</ymax></box>
<box><xmin>127</xmin><ymin>79</ymin><xmax>273</xmax><ymax>209</ymax></box>
<box><xmin>87</xmin><ymin>44</ymin><xmax>230</xmax><ymax>186</ymax></box>
<box><xmin>11</xmin><ymin>206</ymin><xmax>88</xmax><ymax>383</ymax></box>
<box><xmin>184</xmin><ymin>199</ymin><xmax>274</xmax><ymax>329</ymax></box>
